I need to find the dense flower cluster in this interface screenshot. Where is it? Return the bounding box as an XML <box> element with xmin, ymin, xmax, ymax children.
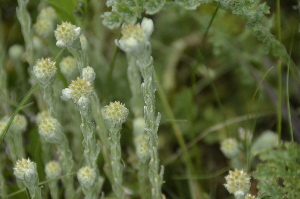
<box><xmin>103</xmin><ymin>101</ymin><xmax>129</xmax><ymax>127</ymax></box>
<box><xmin>32</xmin><ymin>58</ymin><xmax>56</xmax><ymax>87</ymax></box>
<box><xmin>224</xmin><ymin>169</ymin><xmax>251</xmax><ymax>199</ymax></box>
<box><xmin>54</xmin><ymin>22</ymin><xmax>81</xmax><ymax>48</ymax></box>
<box><xmin>13</xmin><ymin>158</ymin><xmax>38</xmax><ymax>184</ymax></box>
<box><xmin>77</xmin><ymin>166</ymin><xmax>96</xmax><ymax>187</ymax></box>
<box><xmin>38</xmin><ymin>116</ymin><xmax>63</xmax><ymax>143</ymax></box>
<box><xmin>116</xmin><ymin>18</ymin><xmax>153</xmax><ymax>55</ymax></box>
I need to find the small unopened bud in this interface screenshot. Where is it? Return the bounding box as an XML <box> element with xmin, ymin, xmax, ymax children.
<box><xmin>45</xmin><ymin>161</ymin><xmax>61</xmax><ymax>179</ymax></box>
<box><xmin>220</xmin><ymin>138</ymin><xmax>240</xmax><ymax>158</ymax></box>
<box><xmin>82</xmin><ymin>66</ymin><xmax>95</xmax><ymax>83</ymax></box>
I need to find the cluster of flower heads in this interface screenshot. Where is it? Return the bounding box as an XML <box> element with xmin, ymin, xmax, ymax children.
<box><xmin>103</xmin><ymin>101</ymin><xmax>129</xmax><ymax>127</ymax></box>
<box><xmin>38</xmin><ymin>116</ymin><xmax>63</xmax><ymax>144</ymax></box>
<box><xmin>34</xmin><ymin>7</ymin><xmax>57</xmax><ymax>38</ymax></box>
<box><xmin>54</xmin><ymin>22</ymin><xmax>81</xmax><ymax>48</ymax></box>
<box><xmin>61</xmin><ymin>66</ymin><xmax>95</xmax><ymax>109</ymax></box>
<box><xmin>115</xmin><ymin>18</ymin><xmax>153</xmax><ymax>55</ymax></box>
<box><xmin>32</xmin><ymin>58</ymin><xmax>56</xmax><ymax>88</ymax></box>
<box><xmin>13</xmin><ymin>158</ymin><xmax>38</xmax><ymax>184</ymax></box>
<box><xmin>224</xmin><ymin>169</ymin><xmax>251</xmax><ymax>199</ymax></box>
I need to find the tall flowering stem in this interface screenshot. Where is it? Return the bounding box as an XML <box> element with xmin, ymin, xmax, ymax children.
<box><xmin>61</xmin><ymin>66</ymin><xmax>102</xmax><ymax>198</ymax></box>
<box><xmin>38</xmin><ymin>116</ymin><xmax>75</xmax><ymax>199</ymax></box>
<box><xmin>103</xmin><ymin>101</ymin><xmax>129</xmax><ymax>199</ymax></box>
<box><xmin>32</xmin><ymin>58</ymin><xmax>57</xmax><ymax>117</ymax></box>
<box><xmin>116</xmin><ymin>18</ymin><xmax>164</xmax><ymax>198</ymax></box>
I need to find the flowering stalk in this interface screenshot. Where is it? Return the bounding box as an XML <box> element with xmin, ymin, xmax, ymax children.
<box><xmin>13</xmin><ymin>158</ymin><xmax>42</xmax><ymax>199</ymax></box>
<box><xmin>103</xmin><ymin>101</ymin><xmax>129</xmax><ymax>199</ymax></box>
<box><xmin>61</xmin><ymin>66</ymin><xmax>102</xmax><ymax>198</ymax></box>
<box><xmin>45</xmin><ymin>161</ymin><xmax>61</xmax><ymax>199</ymax></box>
<box><xmin>134</xmin><ymin>120</ymin><xmax>151</xmax><ymax>199</ymax></box>
<box><xmin>127</xmin><ymin>47</ymin><xmax>150</xmax><ymax>199</ymax></box>
<box><xmin>38</xmin><ymin>116</ymin><xmax>75</xmax><ymax>199</ymax></box>
<box><xmin>16</xmin><ymin>0</ymin><xmax>33</xmax><ymax>65</ymax></box>
<box><xmin>32</xmin><ymin>58</ymin><xmax>57</xmax><ymax>118</ymax></box>
<box><xmin>55</xmin><ymin>22</ymin><xmax>87</xmax><ymax>71</ymax></box>
<box><xmin>116</xmin><ymin>18</ymin><xmax>164</xmax><ymax>198</ymax></box>
<box><xmin>77</xmin><ymin>166</ymin><xmax>103</xmax><ymax>199</ymax></box>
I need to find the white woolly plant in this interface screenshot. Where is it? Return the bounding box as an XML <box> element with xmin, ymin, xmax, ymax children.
<box><xmin>61</xmin><ymin>66</ymin><xmax>103</xmax><ymax>197</ymax></box>
<box><xmin>13</xmin><ymin>158</ymin><xmax>42</xmax><ymax>199</ymax></box>
<box><xmin>38</xmin><ymin>116</ymin><xmax>75</xmax><ymax>198</ymax></box>
<box><xmin>103</xmin><ymin>101</ymin><xmax>129</xmax><ymax>199</ymax></box>
<box><xmin>115</xmin><ymin>17</ymin><xmax>164</xmax><ymax>199</ymax></box>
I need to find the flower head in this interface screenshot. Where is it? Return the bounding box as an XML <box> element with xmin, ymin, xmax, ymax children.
<box><xmin>55</xmin><ymin>22</ymin><xmax>81</xmax><ymax>48</ymax></box>
<box><xmin>38</xmin><ymin>7</ymin><xmax>57</xmax><ymax>21</ymax></box>
<box><xmin>38</xmin><ymin>116</ymin><xmax>63</xmax><ymax>144</ymax></box>
<box><xmin>34</xmin><ymin>7</ymin><xmax>57</xmax><ymax>38</ymax></box>
<box><xmin>36</xmin><ymin>110</ymin><xmax>51</xmax><ymax>124</ymax></box>
<box><xmin>13</xmin><ymin>158</ymin><xmax>38</xmax><ymax>184</ymax></box>
<box><xmin>135</xmin><ymin>134</ymin><xmax>150</xmax><ymax>162</ymax></box>
<box><xmin>34</xmin><ymin>18</ymin><xmax>55</xmax><ymax>38</ymax></box>
<box><xmin>77</xmin><ymin>166</ymin><xmax>96</xmax><ymax>187</ymax></box>
<box><xmin>32</xmin><ymin>58</ymin><xmax>56</xmax><ymax>88</ymax></box>
<box><xmin>103</xmin><ymin>101</ymin><xmax>129</xmax><ymax>127</ymax></box>
<box><xmin>61</xmin><ymin>77</ymin><xmax>93</xmax><ymax>106</ymax></box>
<box><xmin>9</xmin><ymin>44</ymin><xmax>24</xmax><ymax>61</ymax></box>
<box><xmin>82</xmin><ymin>66</ymin><xmax>95</xmax><ymax>82</ymax></box>
<box><xmin>220</xmin><ymin>138</ymin><xmax>240</xmax><ymax>158</ymax></box>
<box><xmin>12</xmin><ymin>114</ymin><xmax>27</xmax><ymax>132</ymax></box>
<box><xmin>59</xmin><ymin>56</ymin><xmax>77</xmax><ymax>78</ymax></box>
<box><xmin>224</xmin><ymin>169</ymin><xmax>251</xmax><ymax>199</ymax></box>
<box><xmin>116</xmin><ymin>18</ymin><xmax>153</xmax><ymax>55</ymax></box>
<box><xmin>45</xmin><ymin>161</ymin><xmax>61</xmax><ymax>179</ymax></box>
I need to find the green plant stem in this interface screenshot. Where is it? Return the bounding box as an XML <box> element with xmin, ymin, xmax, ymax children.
<box><xmin>155</xmin><ymin>72</ymin><xmax>204</xmax><ymax>199</ymax></box>
<box><xmin>106</xmin><ymin>43</ymin><xmax>120</xmax><ymax>102</ymax></box>
<box><xmin>0</xmin><ymin>83</ymin><xmax>38</xmax><ymax>145</ymax></box>
<box><xmin>201</xmin><ymin>6</ymin><xmax>219</xmax><ymax>47</ymax></box>
<box><xmin>276</xmin><ymin>0</ymin><xmax>282</xmax><ymax>142</ymax></box>
<box><xmin>286</xmin><ymin>30</ymin><xmax>295</xmax><ymax>142</ymax></box>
